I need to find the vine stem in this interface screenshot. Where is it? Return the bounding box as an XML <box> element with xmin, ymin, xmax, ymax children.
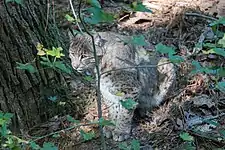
<box><xmin>69</xmin><ymin>0</ymin><xmax>83</xmax><ymax>33</ymax></box>
<box><xmin>76</xmin><ymin>1</ymin><xmax>106</xmax><ymax>149</ymax></box>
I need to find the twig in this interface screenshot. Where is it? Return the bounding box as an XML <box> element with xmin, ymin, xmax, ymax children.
<box><xmin>32</xmin><ymin>122</ymin><xmax>97</xmax><ymax>142</ymax></box>
<box><xmin>100</xmin><ymin>62</ymin><xmax>171</xmax><ymax>76</ymax></box>
<box><xmin>77</xmin><ymin>1</ymin><xmax>106</xmax><ymax>149</ymax></box>
<box><xmin>185</xmin><ymin>12</ymin><xmax>218</xmax><ymax>21</ymax></box>
<box><xmin>69</xmin><ymin>0</ymin><xmax>83</xmax><ymax>33</ymax></box>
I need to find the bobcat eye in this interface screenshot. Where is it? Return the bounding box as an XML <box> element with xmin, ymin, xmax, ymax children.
<box><xmin>79</xmin><ymin>55</ymin><xmax>85</xmax><ymax>60</ymax></box>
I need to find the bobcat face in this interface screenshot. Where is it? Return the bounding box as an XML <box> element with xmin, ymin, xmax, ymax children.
<box><xmin>69</xmin><ymin>33</ymin><xmax>104</xmax><ymax>74</ymax></box>
<box><xmin>69</xmin><ymin>34</ymin><xmax>96</xmax><ymax>74</ymax></box>
<box><xmin>69</xmin><ymin>51</ymin><xmax>95</xmax><ymax>73</ymax></box>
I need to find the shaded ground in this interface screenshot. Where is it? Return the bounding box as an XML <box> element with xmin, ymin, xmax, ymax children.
<box><xmin>28</xmin><ymin>0</ymin><xmax>225</xmax><ymax>149</ymax></box>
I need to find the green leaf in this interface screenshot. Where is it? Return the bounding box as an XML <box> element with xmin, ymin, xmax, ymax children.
<box><xmin>5</xmin><ymin>0</ymin><xmax>22</xmax><ymax>5</ymax></box>
<box><xmin>3</xmin><ymin>113</ymin><xmax>13</xmax><ymax>120</ymax></box>
<box><xmin>191</xmin><ymin>61</ymin><xmax>204</xmax><ymax>74</ymax></box>
<box><xmin>83</xmin><ymin>76</ymin><xmax>93</xmax><ymax>81</ymax></box>
<box><xmin>130</xmin><ymin>35</ymin><xmax>148</xmax><ymax>46</ymax></box>
<box><xmin>203</xmin><ymin>43</ymin><xmax>217</xmax><ymax>48</ymax></box>
<box><xmin>40</xmin><ymin>61</ymin><xmax>54</xmax><ymax>68</ymax></box>
<box><xmin>65</xmin><ymin>14</ymin><xmax>75</xmax><ymax>22</ymax></box>
<box><xmin>119</xmin><ymin>142</ymin><xmax>129</xmax><ymax>150</ymax></box>
<box><xmin>131</xmin><ymin>139</ymin><xmax>140</xmax><ymax>150</ymax></box>
<box><xmin>16</xmin><ymin>62</ymin><xmax>36</xmax><ymax>73</ymax></box>
<box><xmin>155</xmin><ymin>43</ymin><xmax>175</xmax><ymax>55</ymax></box>
<box><xmin>218</xmin><ymin>34</ymin><xmax>225</xmax><ymax>48</ymax></box>
<box><xmin>87</xmin><ymin>0</ymin><xmax>101</xmax><ymax>8</ymax></box>
<box><xmin>168</xmin><ymin>54</ymin><xmax>184</xmax><ymax>64</ymax></box>
<box><xmin>48</xmin><ymin>96</ymin><xmax>58</xmax><ymax>102</ymax></box>
<box><xmin>131</xmin><ymin>2</ymin><xmax>152</xmax><ymax>13</ymax></box>
<box><xmin>99</xmin><ymin>117</ymin><xmax>115</xmax><ymax>126</ymax></box>
<box><xmin>210</xmin><ymin>48</ymin><xmax>225</xmax><ymax>57</ymax></box>
<box><xmin>40</xmin><ymin>142</ymin><xmax>58</xmax><ymax>150</ymax></box>
<box><xmin>1</xmin><ymin>123</ymin><xmax>9</xmax><ymax>137</ymax></box>
<box><xmin>66</xmin><ymin>115</ymin><xmax>80</xmax><ymax>124</ymax></box>
<box><xmin>115</xmin><ymin>91</ymin><xmax>125</xmax><ymax>96</ymax></box>
<box><xmin>54</xmin><ymin>61</ymin><xmax>72</xmax><ymax>74</ymax></box>
<box><xmin>120</xmin><ymin>98</ymin><xmax>138</xmax><ymax>110</ymax></box>
<box><xmin>218</xmin><ymin>68</ymin><xmax>225</xmax><ymax>77</ymax></box>
<box><xmin>30</xmin><ymin>141</ymin><xmax>41</xmax><ymax>150</ymax></box>
<box><xmin>52</xmin><ymin>134</ymin><xmax>60</xmax><ymax>138</ymax></box>
<box><xmin>84</xmin><ymin>7</ymin><xmax>114</xmax><ymax>24</ymax></box>
<box><xmin>80</xmin><ymin>130</ymin><xmax>95</xmax><ymax>141</ymax></box>
<box><xmin>209</xmin><ymin>17</ymin><xmax>225</xmax><ymax>26</ymax></box>
<box><xmin>46</xmin><ymin>47</ymin><xmax>65</xmax><ymax>58</ymax></box>
<box><xmin>179</xmin><ymin>132</ymin><xmax>194</xmax><ymax>142</ymax></box>
<box><xmin>217</xmin><ymin>81</ymin><xmax>225</xmax><ymax>93</ymax></box>
<box><xmin>219</xmin><ymin>129</ymin><xmax>225</xmax><ymax>138</ymax></box>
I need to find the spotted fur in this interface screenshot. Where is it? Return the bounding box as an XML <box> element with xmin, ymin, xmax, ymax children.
<box><xmin>69</xmin><ymin>32</ymin><xmax>176</xmax><ymax>141</ymax></box>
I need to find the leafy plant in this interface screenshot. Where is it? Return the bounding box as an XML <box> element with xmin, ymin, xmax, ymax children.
<box><xmin>155</xmin><ymin>43</ymin><xmax>184</xmax><ymax>63</ymax></box>
<box><xmin>119</xmin><ymin>139</ymin><xmax>140</xmax><ymax>150</ymax></box>
<box><xmin>80</xmin><ymin>129</ymin><xmax>95</xmax><ymax>141</ymax></box>
<box><xmin>5</xmin><ymin>0</ymin><xmax>22</xmax><ymax>5</ymax></box>
<box><xmin>120</xmin><ymin>98</ymin><xmax>138</xmax><ymax>110</ymax></box>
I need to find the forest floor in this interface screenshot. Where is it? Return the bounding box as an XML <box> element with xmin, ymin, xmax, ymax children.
<box><xmin>31</xmin><ymin>0</ymin><xmax>225</xmax><ymax>149</ymax></box>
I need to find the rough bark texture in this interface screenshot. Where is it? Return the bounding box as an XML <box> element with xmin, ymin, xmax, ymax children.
<box><xmin>0</xmin><ymin>0</ymin><xmax>73</xmax><ymax>132</ymax></box>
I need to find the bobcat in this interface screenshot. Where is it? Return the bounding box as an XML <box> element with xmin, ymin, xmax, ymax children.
<box><xmin>69</xmin><ymin>32</ymin><xmax>176</xmax><ymax>141</ymax></box>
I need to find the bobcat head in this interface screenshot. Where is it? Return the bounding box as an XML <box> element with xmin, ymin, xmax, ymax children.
<box><xmin>69</xmin><ymin>32</ymin><xmax>105</xmax><ymax>74</ymax></box>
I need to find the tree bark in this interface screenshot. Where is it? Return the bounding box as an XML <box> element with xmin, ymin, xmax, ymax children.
<box><xmin>0</xmin><ymin>0</ymin><xmax>73</xmax><ymax>132</ymax></box>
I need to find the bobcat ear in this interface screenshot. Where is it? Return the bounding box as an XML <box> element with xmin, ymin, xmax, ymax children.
<box><xmin>68</xmin><ymin>30</ymin><xmax>74</xmax><ymax>41</ymax></box>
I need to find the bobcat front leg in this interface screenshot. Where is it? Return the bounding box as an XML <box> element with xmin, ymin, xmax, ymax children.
<box><xmin>152</xmin><ymin>58</ymin><xmax>176</xmax><ymax>106</ymax></box>
<box><xmin>110</xmin><ymin>102</ymin><xmax>135</xmax><ymax>141</ymax></box>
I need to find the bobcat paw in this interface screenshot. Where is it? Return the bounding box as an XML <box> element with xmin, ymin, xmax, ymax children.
<box><xmin>103</xmin><ymin>126</ymin><xmax>113</xmax><ymax>138</ymax></box>
<box><xmin>112</xmin><ymin>130</ymin><xmax>130</xmax><ymax>141</ymax></box>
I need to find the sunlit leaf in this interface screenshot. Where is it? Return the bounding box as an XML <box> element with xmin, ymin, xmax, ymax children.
<box><xmin>218</xmin><ymin>34</ymin><xmax>225</xmax><ymax>48</ymax></box>
<box><xmin>155</xmin><ymin>43</ymin><xmax>175</xmax><ymax>54</ymax></box>
<box><xmin>36</xmin><ymin>43</ymin><xmax>46</xmax><ymax>56</ymax></box>
<box><xmin>120</xmin><ymin>98</ymin><xmax>138</xmax><ymax>110</ymax></box>
<box><xmin>65</xmin><ymin>14</ymin><xmax>75</xmax><ymax>22</ymax></box>
<box><xmin>179</xmin><ymin>132</ymin><xmax>194</xmax><ymax>141</ymax></box>
<box><xmin>16</xmin><ymin>62</ymin><xmax>37</xmax><ymax>73</ymax></box>
<box><xmin>46</xmin><ymin>47</ymin><xmax>65</xmax><ymax>58</ymax></box>
<box><xmin>115</xmin><ymin>91</ymin><xmax>125</xmax><ymax>96</ymax></box>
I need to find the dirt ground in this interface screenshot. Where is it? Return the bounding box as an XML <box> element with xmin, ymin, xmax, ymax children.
<box><xmin>30</xmin><ymin>0</ymin><xmax>225</xmax><ymax>149</ymax></box>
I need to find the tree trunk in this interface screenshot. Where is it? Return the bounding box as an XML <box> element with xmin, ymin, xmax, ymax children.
<box><xmin>0</xmin><ymin>0</ymin><xmax>73</xmax><ymax>132</ymax></box>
